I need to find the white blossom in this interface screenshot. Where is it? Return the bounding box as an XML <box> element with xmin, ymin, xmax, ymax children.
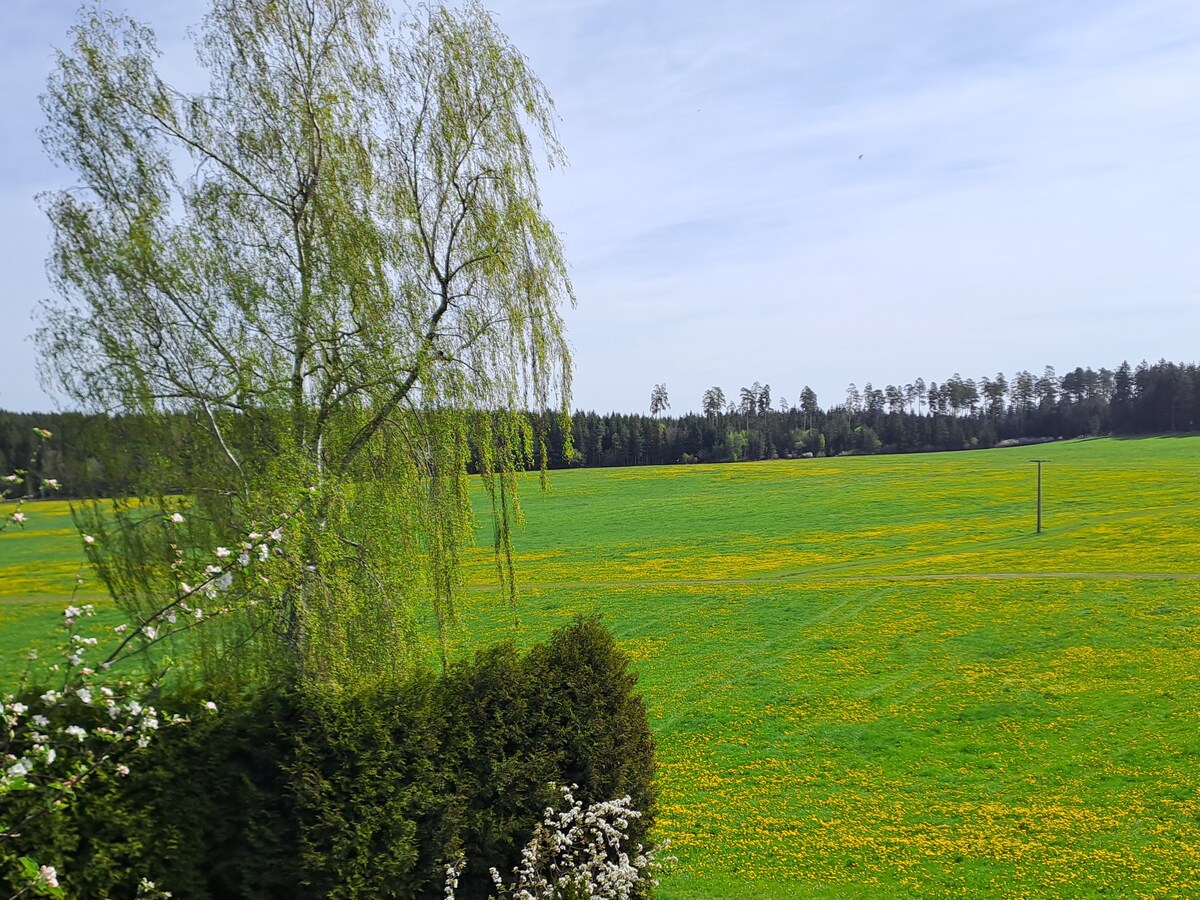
<box><xmin>449</xmin><ymin>788</ymin><xmax>668</xmax><ymax>900</ymax></box>
<box><xmin>39</xmin><ymin>865</ymin><xmax>59</xmax><ymax>889</ymax></box>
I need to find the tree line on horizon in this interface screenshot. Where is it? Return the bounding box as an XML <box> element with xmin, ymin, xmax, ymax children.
<box><xmin>1</xmin><ymin>358</ymin><xmax>1196</xmax><ymax>493</ymax></box>
<box><xmin>555</xmin><ymin>358</ymin><xmax>1197</xmax><ymax>467</ymax></box>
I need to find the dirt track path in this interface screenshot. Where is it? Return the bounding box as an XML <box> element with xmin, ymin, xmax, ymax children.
<box><xmin>486</xmin><ymin>571</ymin><xmax>1200</xmax><ymax>591</ymax></box>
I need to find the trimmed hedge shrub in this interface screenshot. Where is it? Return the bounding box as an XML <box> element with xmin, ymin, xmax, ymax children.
<box><xmin>2</xmin><ymin>617</ymin><xmax>656</xmax><ymax>899</ymax></box>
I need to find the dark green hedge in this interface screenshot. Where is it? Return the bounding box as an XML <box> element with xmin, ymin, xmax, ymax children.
<box><xmin>2</xmin><ymin>617</ymin><xmax>656</xmax><ymax>899</ymax></box>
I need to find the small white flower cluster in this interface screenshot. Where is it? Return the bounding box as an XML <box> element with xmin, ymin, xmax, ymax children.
<box><xmin>106</xmin><ymin>521</ymin><xmax>288</xmax><ymax>653</ymax></box>
<box><xmin>39</xmin><ymin>863</ymin><xmax>60</xmax><ymax>889</ymax></box>
<box><xmin>444</xmin><ymin>786</ymin><xmax>670</xmax><ymax>900</ymax></box>
<box><xmin>3</xmin><ymin>672</ymin><xmax>174</xmax><ymax>798</ymax></box>
<box><xmin>176</xmin><ymin>527</ymin><xmax>281</xmax><ymax>610</ymax></box>
<box><xmin>1</xmin><ymin>428</ymin><xmax>60</xmax><ymax>533</ymax></box>
<box><xmin>136</xmin><ymin>876</ymin><xmax>173</xmax><ymax>898</ymax></box>
<box><xmin>9</xmin><ymin>857</ymin><xmax>63</xmax><ymax>900</ymax></box>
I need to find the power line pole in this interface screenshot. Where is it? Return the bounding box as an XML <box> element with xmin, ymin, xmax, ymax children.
<box><xmin>1030</xmin><ymin>459</ymin><xmax>1048</xmax><ymax>533</ymax></box>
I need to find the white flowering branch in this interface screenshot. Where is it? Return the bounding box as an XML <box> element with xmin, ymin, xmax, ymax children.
<box><xmin>1</xmin><ymin>442</ymin><xmax>292</xmax><ymax>900</ymax></box>
<box><xmin>6</xmin><ymin>856</ymin><xmax>61</xmax><ymax>899</ymax></box>
<box><xmin>444</xmin><ymin>786</ymin><xmax>670</xmax><ymax>900</ymax></box>
<box><xmin>2</xmin><ymin>522</ymin><xmax>288</xmax><ymax>817</ymax></box>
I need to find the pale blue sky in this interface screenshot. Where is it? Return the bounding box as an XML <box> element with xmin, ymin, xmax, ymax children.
<box><xmin>3</xmin><ymin>0</ymin><xmax>1199</xmax><ymax>414</ymax></box>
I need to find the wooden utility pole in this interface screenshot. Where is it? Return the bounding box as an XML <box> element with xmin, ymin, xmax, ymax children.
<box><xmin>1030</xmin><ymin>459</ymin><xmax>1048</xmax><ymax>533</ymax></box>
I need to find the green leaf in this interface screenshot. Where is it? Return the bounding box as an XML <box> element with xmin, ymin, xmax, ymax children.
<box><xmin>18</xmin><ymin>856</ymin><xmax>41</xmax><ymax>879</ymax></box>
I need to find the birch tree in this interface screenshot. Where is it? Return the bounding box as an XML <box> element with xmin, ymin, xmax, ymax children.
<box><xmin>37</xmin><ymin>0</ymin><xmax>573</xmax><ymax>686</ymax></box>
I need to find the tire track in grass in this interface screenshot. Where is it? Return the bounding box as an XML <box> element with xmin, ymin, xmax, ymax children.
<box><xmin>474</xmin><ymin>571</ymin><xmax>1200</xmax><ymax>592</ymax></box>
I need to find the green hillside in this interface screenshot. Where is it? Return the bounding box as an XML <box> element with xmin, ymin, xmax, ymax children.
<box><xmin>4</xmin><ymin>436</ymin><xmax>1199</xmax><ymax>896</ymax></box>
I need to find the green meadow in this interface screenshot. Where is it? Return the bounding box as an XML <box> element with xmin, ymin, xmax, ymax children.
<box><xmin>4</xmin><ymin>435</ymin><xmax>1200</xmax><ymax>897</ymax></box>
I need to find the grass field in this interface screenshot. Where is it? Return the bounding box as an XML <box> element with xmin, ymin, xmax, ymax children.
<box><xmin>4</xmin><ymin>436</ymin><xmax>1200</xmax><ymax>897</ymax></box>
